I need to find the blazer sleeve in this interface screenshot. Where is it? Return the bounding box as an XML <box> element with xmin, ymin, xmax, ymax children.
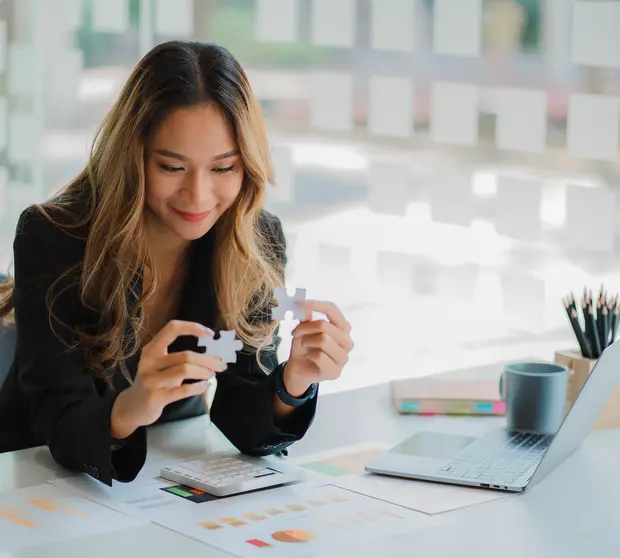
<box><xmin>208</xmin><ymin>212</ymin><xmax>318</xmax><ymax>456</ymax></box>
<box><xmin>12</xmin><ymin>207</ymin><xmax>146</xmax><ymax>486</ymax></box>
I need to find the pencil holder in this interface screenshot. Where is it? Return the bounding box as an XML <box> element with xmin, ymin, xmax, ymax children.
<box><xmin>554</xmin><ymin>348</ymin><xmax>620</xmax><ymax>429</ymax></box>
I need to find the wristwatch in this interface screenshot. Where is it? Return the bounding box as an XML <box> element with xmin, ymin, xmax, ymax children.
<box><xmin>274</xmin><ymin>362</ymin><xmax>318</xmax><ymax>407</ymax></box>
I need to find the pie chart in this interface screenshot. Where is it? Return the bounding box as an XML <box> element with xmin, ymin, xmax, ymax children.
<box><xmin>271</xmin><ymin>530</ymin><xmax>315</xmax><ymax>543</ymax></box>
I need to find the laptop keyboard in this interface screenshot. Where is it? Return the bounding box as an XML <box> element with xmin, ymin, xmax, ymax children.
<box><xmin>436</xmin><ymin>430</ymin><xmax>552</xmax><ymax>486</ymax></box>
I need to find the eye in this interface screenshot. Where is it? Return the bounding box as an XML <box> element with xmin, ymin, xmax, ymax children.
<box><xmin>212</xmin><ymin>165</ymin><xmax>234</xmax><ymax>174</ymax></box>
<box><xmin>158</xmin><ymin>163</ymin><xmax>184</xmax><ymax>173</ymax></box>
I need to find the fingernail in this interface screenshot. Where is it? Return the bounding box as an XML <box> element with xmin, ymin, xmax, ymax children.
<box><xmin>201</xmin><ymin>325</ymin><xmax>214</xmax><ymax>334</ymax></box>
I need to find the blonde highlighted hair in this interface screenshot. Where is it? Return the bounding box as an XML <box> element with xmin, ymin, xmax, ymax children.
<box><xmin>0</xmin><ymin>40</ymin><xmax>284</xmax><ymax>383</ymax></box>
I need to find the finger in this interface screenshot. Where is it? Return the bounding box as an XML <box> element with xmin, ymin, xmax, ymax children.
<box><xmin>164</xmin><ymin>380</ymin><xmax>211</xmax><ymax>406</ymax></box>
<box><xmin>295</xmin><ymin>300</ymin><xmax>350</xmax><ymax>332</ymax></box>
<box><xmin>301</xmin><ymin>306</ymin><xmax>313</xmax><ymax>322</ymax></box>
<box><xmin>296</xmin><ymin>332</ymin><xmax>349</xmax><ymax>366</ymax></box>
<box><xmin>292</xmin><ymin>320</ymin><xmax>353</xmax><ymax>351</ymax></box>
<box><xmin>145</xmin><ymin>320</ymin><xmax>213</xmax><ymax>356</ymax></box>
<box><xmin>150</xmin><ymin>363</ymin><xmax>218</xmax><ymax>389</ymax></box>
<box><xmin>305</xmin><ymin>348</ymin><xmax>341</xmax><ymax>379</ymax></box>
<box><xmin>156</xmin><ymin>350</ymin><xmax>224</xmax><ymax>372</ymax></box>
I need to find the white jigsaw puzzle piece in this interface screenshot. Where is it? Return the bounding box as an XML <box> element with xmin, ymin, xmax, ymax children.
<box><xmin>197</xmin><ymin>329</ymin><xmax>243</xmax><ymax>364</ymax></box>
<box><xmin>271</xmin><ymin>287</ymin><xmax>307</xmax><ymax>320</ymax></box>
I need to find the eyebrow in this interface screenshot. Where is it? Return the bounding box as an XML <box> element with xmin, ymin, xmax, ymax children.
<box><xmin>154</xmin><ymin>148</ymin><xmax>240</xmax><ymax>162</ymax></box>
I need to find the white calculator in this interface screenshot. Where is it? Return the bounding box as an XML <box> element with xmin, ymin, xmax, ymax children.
<box><xmin>160</xmin><ymin>454</ymin><xmax>303</xmax><ymax>497</ymax></box>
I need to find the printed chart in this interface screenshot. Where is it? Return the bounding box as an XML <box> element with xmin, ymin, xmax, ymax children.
<box><xmin>145</xmin><ymin>483</ymin><xmax>440</xmax><ymax>558</ymax></box>
<box><xmin>0</xmin><ymin>483</ymin><xmax>143</xmax><ymax>552</ymax></box>
<box><xmin>50</xmin><ymin>472</ymin><xmax>188</xmax><ymax>522</ymax></box>
<box><xmin>292</xmin><ymin>442</ymin><xmax>389</xmax><ymax>478</ymax></box>
<box><xmin>335</xmin><ymin>472</ymin><xmax>509</xmax><ymax>515</ymax></box>
<box><xmin>291</xmin><ymin>442</ymin><xmax>510</xmax><ymax>515</ymax></box>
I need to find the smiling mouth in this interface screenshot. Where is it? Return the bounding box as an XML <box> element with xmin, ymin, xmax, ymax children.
<box><xmin>173</xmin><ymin>208</ymin><xmax>213</xmax><ymax>222</ymax></box>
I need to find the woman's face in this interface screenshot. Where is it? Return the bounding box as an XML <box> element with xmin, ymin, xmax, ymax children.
<box><xmin>144</xmin><ymin>103</ymin><xmax>244</xmax><ymax>242</ymax></box>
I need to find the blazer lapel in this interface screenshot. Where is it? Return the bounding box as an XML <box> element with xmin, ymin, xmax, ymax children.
<box><xmin>170</xmin><ymin>229</ymin><xmax>218</xmax><ymax>353</ymax></box>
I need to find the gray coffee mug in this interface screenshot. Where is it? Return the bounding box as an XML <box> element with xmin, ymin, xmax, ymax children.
<box><xmin>500</xmin><ymin>361</ymin><xmax>569</xmax><ymax>435</ymax></box>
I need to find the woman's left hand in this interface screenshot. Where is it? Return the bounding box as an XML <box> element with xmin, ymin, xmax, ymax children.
<box><xmin>282</xmin><ymin>300</ymin><xmax>354</xmax><ymax>397</ymax></box>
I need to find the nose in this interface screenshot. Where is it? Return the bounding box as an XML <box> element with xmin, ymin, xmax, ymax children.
<box><xmin>181</xmin><ymin>169</ymin><xmax>215</xmax><ymax>207</ymax></box>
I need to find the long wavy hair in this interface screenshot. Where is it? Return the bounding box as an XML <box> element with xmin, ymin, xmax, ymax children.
<box><xmin>0</xmin><ymin>40</ymin><xmax>284</xmax><ymax>383</ymax></box>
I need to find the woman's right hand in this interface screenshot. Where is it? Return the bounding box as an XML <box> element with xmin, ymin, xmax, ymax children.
<box><xmin>110</xmin><ymin>320</ymin><xmax>226</xmax><ymax>439</ymax></box>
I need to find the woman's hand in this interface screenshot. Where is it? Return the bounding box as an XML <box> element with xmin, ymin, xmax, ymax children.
<box><xmin>111</xmin><ymin>320</ymin><xmax>225</xmax><ymax>439</ymax></box>
<box><xmin>282</xmin><ymin>300</ymin><xmax>354</xmax><ymax>397</ymax></box>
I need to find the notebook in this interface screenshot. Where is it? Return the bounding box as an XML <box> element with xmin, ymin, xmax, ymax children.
<box><xmin>391</xmin><ymin>375</ymin><xmax>504</xmax><ymax>416</ymax></box>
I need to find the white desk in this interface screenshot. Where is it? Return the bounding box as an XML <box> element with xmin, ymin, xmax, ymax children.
<box><xmin>2</xmin><ymin>382</ymin><xmax>620</xmax><ymax>557</ymax></box>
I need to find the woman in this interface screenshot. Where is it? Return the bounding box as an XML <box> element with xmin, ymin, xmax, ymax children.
<box><xmin>0</xmin><ymin>40</ymin><xmax>353</xmax><ymax>486</ymax></box>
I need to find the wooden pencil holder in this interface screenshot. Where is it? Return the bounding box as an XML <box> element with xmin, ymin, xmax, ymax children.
<box><xmin>554</xmin><ymin>348</ymin><xmax>620</xmax><ymax>429</ymax></box>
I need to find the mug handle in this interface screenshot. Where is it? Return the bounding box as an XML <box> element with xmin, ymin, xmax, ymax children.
<box><xmin>499</xmin><ymin>372</ymin><xmax>506</xmax><ymax>401</ymax></box>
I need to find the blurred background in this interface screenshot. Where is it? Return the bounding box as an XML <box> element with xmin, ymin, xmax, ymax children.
<box><xmin>0</xmin><ymin>0</ymin><xmax>619</xmax><ymax>393</ymax></box>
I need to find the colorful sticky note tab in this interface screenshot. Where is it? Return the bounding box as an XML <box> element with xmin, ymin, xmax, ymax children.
<box><xmin>401</xmin><ymin>401</ymin><xmax>420</xmax><ymax>412</ymax></box>
<box><xmin>475</xmin><ymin>403</ymin><xmax>494</xmax><ymax>412</ymax></box>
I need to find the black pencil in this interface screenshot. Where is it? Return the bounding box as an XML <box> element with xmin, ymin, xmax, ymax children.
<box><xmin>564</xmin><ymin>297</ymin><xmax>589</xmax><ymax>357</ymax></box>
<box><xmin>597</xmin><ymin>299</ymin><xmax>605</xmax><ymax>350</ymax></box>
<box><xmin>609</xmin><ymin>295</ymin><xmax>616</xmax><ymax>341</ymax></box>
<box><xmin>583</xmin><ymin>301</ymin><xmax>592</xmax><ymax>349</ymax></box>
<box><xmin>569</xmin><ymin>291</ymin><xmax>577</xmax><ymax>313</ymax></box>
<box><xmin>602</xmin><ymin>305</ymin><xmax>610</xmax><ymax>349</ymax></box>
<box><xmin>583</xmin><ymin>293</ymin><xmax>596</xmax><ymax>356</ymax></box>
<box><xmin>588</xmin><ymin>305</ymin><xmax>602</xmax><ymax>358</ymax></box>
<box><xmin>569</xmin><ymin>308</ymin><xmax>591</xmax><ymax>358</ymax></box>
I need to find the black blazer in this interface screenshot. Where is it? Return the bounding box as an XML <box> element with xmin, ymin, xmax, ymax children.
<box><xmin>0</xmin><ymin>205</ymin><xmax>317</xmax><ymax>485</ymax></box>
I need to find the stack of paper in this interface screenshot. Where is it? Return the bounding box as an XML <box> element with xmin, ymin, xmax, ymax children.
<box><xmin>291</xmin><ymin>442</ymin><xmax>510</xmax><ymax>515</ymax></box>
<box><xmin>0</xmin><ymin>483</ymin><xmax>144</xmax><ymax>552</ymax></box>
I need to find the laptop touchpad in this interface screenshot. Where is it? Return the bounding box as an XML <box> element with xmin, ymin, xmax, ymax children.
<box><xmin>389</xmin><ymin>430</ymin><xmax>477</xmax><ymax>460</ymax></box>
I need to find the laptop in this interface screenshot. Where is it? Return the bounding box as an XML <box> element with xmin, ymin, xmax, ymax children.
<box><xmin>365</xmin><ymin>340</ymin><xmax>620</xmax><ymax>493</ymax></box>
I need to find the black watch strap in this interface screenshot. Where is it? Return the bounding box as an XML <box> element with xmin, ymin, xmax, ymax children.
<box><xmin>274</xmin><ymin>363</ymin><xmax>317</xmax><ymax>407</ymax></box>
